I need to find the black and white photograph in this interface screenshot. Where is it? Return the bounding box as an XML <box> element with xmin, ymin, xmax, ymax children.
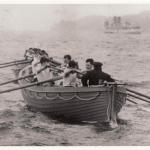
<box><xmin>0</xmin><ymin>3</ymin><xmax>149</xmax><ymax>146</ymax></box>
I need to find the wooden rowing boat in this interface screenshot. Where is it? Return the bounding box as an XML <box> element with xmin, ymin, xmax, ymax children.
<box><xmin>19</xmin><ymin>66</ymin><xmax>127</xmax><ymax>125</ymax></box>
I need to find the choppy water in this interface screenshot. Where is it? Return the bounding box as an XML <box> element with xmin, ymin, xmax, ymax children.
<box><xmin>0</xmin><ymin>32</ymin><xmax>150</xmax><ymax>145</ymax></box>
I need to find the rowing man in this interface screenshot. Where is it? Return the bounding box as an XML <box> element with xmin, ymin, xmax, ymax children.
<box><xmin>31</xmin><ymin>49</ymin><xmax>42</xmax><ymax>82</ymax></box>
<box><xmin>35</xmin><ymin>57</ymin><xmax>55</xmax><ymax>86</ymax></box>
<box><xmin>62</xmin><ymin>54</ymin><xmax>72</xmax><ymax>69</ymax></box>
<box><xmin>24</xmin><ymin>48</ymin><xmax>34</xmax><ymax>60</ymax></box>
<box><xmin>85</xmin><ymin>58</ymin><xmax>94</xmax><ymax>73</ymax></box>
<box><xmin>63</xmin><ymin>60</ymin><xmax>79</xmax><ymax>87</ymax></box>
<box><xmin>82</xmin><ymin>62</ymin><xmax>115</xmax><ymax>86</ymax></box>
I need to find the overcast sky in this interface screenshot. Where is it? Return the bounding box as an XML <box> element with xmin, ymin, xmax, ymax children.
<box><xmin>1</xmin><ymin>4</ymin><xmax>150</xmax><ymax>31</ymax></box>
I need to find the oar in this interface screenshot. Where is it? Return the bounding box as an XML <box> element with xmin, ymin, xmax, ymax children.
<box><xmin>50</xmin><ymin>66</ymin><xmax>83</xmax><ymax>75</ymax></box>
<box><xmin>126</xmin><ymin>91</ymin><xmax>150</xmax><ymax>112</ymax></box>
<box><xmin>33</xmin><ymin>59</ymin><xmax>61</xmax><ymax>68</ymax></box>
<box><xmin>0</xmin><ymin>59</ymin><xmax>26</xmax><ymax>66</ymax></box>
<box><xmin>126</xmin><ymin>98</ymin><xmax>138</xmax><ymax>104</ymax></box>
<box><xmin>127</xmin><ymin>93</ymin><xmax>150</xmax><ymax>104</ymax></box>
<box><xmin>126</xmin><ymin>97</ymin><xmax>150</xmax><ymax>113</ymax></box>
<box><xmin>115</xmin><ymin>79</ymin><xmax>141</xmax><ymax>87</ymax></box>
<box><xmin>0</xmin><ymin>60</ymin><xmax>31</xmax><ymax>69</ymax></box>
<box><xmin>0</xmin><ymin>76</ymin><xmax>63</xmax><ymax>94</ymax></box>
<box><xmin>0</xmin><ymin>74</ymin><xmax>34</xmax><ymax>86</ymax></box>
<box><xmin>49</xmin><ymin>61</ymin><xmax>60</xmax><ymax>67</ymax></box>
<box><xmin>48</xmin><ymin>66</ymin><xmax>63</xmax><ymax>73</ymax></box>
<box><xmin>127</xmin><ymin>88</ymin><xmax>150</xmax><ymax>100</ymax></box>
<box><xmin>0</xmin><ymin>65</ymin><xmax>48</xmax><ymax>86</ymax></box>
<box><xmin>49</xmin><ymin>57</ymin><xmax>62</xmax><ymax>66</ymax></box>
<box><xmin>49</xmin><ymin>65</ymin><xmax>64</xmax><ymax>73</ymax></box>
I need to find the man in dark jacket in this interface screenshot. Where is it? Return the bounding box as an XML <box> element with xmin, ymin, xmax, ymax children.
<box><xmin>81</xmin><ymin>62</ymin><xmax>115</xmax><ymax>86</ymax></box>
<box><xmin>85</xmin><ymin>58</ymin><xmax>94</xmax><ymax>72</ymax></box>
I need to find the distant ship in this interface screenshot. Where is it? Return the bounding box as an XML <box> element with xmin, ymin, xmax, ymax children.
<box><xmin>104</xmin><ymin>16</ymin><xmax>141</xmax><ymax>34</ymax></box>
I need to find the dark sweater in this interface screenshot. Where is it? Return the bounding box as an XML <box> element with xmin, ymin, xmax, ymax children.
<box><xmin>81</xmin><ymin>70</ymin><xmax>115</xmax><ymax>86</ymax></box>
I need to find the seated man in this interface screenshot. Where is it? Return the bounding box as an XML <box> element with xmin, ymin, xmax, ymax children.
<box><xmin>31</xmin><ymin>49</ymin><xmax>42</xmax><ymax>82</ymax></box>
<box><xmin>79</xmin><ymin>58</ymin><xmax>94</xmax><ymax>79</ymax></box>
<box><xmin>62</xmin><ymin>54</ymin><xmax>72</xmax><ymax>69</ymax></box>
<box><xmin>63</xmin><ymin>60</ymin><xmax>78</xmax><ymax>87</ymax></box>
<box><xmin>40</xmin><ymin>50</ymin><xmax>49</xmax><ymax>58</ymax></box>
<box><xmin>36</xmin><ymin>57</ymin><xmax>55</xmax><ymax>86</ymax></box>
<box><xmin>57</xmin><ymin>55</ymin><xmax>72</xmax><ymax>86</ymax></box>
<box><xmin>24</xmin><ymin>48</ymin><xmax>35</xmax><ymax>61</ymax></box>
<box><xmin>81</xmin><ymin>62</ymin><xmax>115</xmax><ymax>86</ymax></box>
<box><xmin>85</xmin><ymin>58</ymin><xmax>94</xmax><ymax>72</ymax></box>
<box><xmin>31</xmin><ymin>50</ymin><xmax>42</xmax><ymax>74</ymax></box>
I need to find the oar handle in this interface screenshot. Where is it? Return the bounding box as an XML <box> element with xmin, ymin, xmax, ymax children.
<box><xmin>0</xmin><ymin>76</ymin><xmax>63</xmax><ymax>94</ymax></box>
<box><xmin>48</xmin><ymin>66</ymin><xmax>83</xmax><ymax>75</ymax></box>
<box><xmin>126</xmin><ymin>98</ymin><xmax>137</xmax><ymax>104</ymax></box>
<box><xmin>36</xmin><ymin>66</ymin><xmax>48</xmax><ymax>74</ymax></box>
<box><xmin>47</xmin><ymin>65</ymin><xmax>63</xmax><ymax>73</ymax></box>
<box><xmin>49</xmin><ymin>58</ymin><xmax>62</xmax><ymax>66</ymax></box>
<box><xmin>127</xmin><ymin>88</ymin><xmax>150</xmax><ymax>100</ymax></box>
<box><xmin>0</xmin><ymin>59</ymin><xmax>26</xmax><ymax>66</ymax></box>
<box><xmin>105</xmin><ymin>82</ymin><xmax>126</xmax><ymax>85</ymax></box>
<box><xmin>0</xmin><ymin>65</ymin><xmax>48</xmax><ymax>86</ymax></box>
<box><xmin>0</xmin><ymin>60</ymin><xmax>31</xmax><ymax>69</ymax></box>
<box><xmin>0</xmin><ymin>74</ymin><xmax>34</xmax><ymax>86</ymax></box>
<box><xmin>127</xmin><ymin>93</ymin><xmax>150</xmax><ymax>103</ymax></box>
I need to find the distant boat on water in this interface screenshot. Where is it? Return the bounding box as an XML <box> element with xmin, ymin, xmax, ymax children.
<box><xmin>104</xmin><ymin>16</ymin><xmax>141</xmax><ymax>34</ymax></box>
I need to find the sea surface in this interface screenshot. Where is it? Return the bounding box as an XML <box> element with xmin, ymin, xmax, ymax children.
<box><xmin>0</xmin><ymin>31</ymin><xmax>150</xmax><ymax>145</ymax></box>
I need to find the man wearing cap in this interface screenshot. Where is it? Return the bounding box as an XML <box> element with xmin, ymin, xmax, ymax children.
<box><xmin>81</xmin><ymin>62</ymin><xmax>115</xmax><ymax>86</ymax></box>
